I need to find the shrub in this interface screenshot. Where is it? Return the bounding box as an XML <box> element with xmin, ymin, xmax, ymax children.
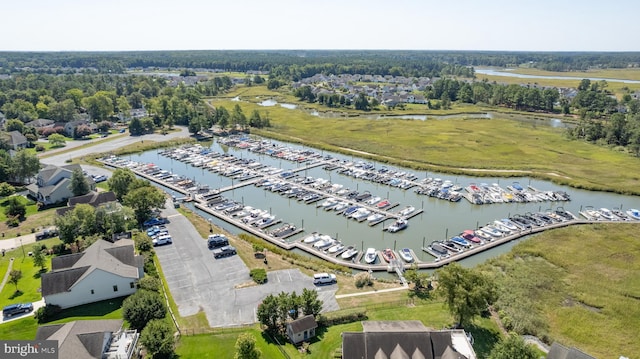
<box><xmin>317</xmin><ymin>310</ymin><xmax>368</xmax><ymax>326</ymax></box>
<box><xmin>0</xmin><ymin>183</ymin><xmax>15</xmax><ymax>197</ymax></box>
<box><xmin>35</xmin><ymin>145</ymin><xmax>45</xmax><ymax>152</ymax></box>
<box><xmin>250</xmin><ymin>268</ymin><xmax>268</xmax><ymax>284</ymax></box>
<box><xmin>354</xmin><ymin>272</ymin><xmax>374</xmax><ymax>288</ymax></box>
<box><xmin>138</xmin><ymin>276</ymin><xmax>162</xmax><ymax>292</ymax></box>
<box><xmin>6</xmin><ymin>216</ymin><xmax>19</xmax><ymax>227</ymax></box>
<box><xmin>34</xmin><ymin>304</ymin><xmax>62</xmax><ymax>323</ymax></box>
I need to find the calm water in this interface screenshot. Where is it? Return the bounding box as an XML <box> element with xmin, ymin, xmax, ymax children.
<box><xmin>131</xmin><ymin>138</ymin><xmax>640</xmax><ymax>268</ymax></box>
<box><xmin>475</xmin><ymin>68</ymin><xmax>640</xmax><ymax>84</ymax></box>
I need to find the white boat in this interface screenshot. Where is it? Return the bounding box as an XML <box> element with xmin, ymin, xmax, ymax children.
<box><xmin>313</xmin><ymin>235</ymin><xmax>335</xmax><ymax>249</ymax></box>
<box><xmin>351</xmin><ymin>208</ymin><xmax>371</xmax><ymax>221</ymax></box>
<box><xmin>598</xmin><ymin>208</ymin><xmax>618</xmax><ymax>221</ymax></box>
<box><xmin>626</xmin><ymin>208</ymin><xmax>640</xmax><ymax>220</ymax></box>
<box><xmin>302</xmin><ymin>232</ymin><xmax>322</xmax><ymax>243</ymax></box>
<box><xmin>387</xmin><ymin>218</ymin><xmax>408</xmax><ymax>233</ymax></box>
<box><xmin>398</xmin><ymin>206</ymin><xmax>416</xmax><ymax>217</ymax></box>
<box><xmin>364</xmin><ymin>248</ymin><xmax>377</xmax><ymax>264</ymax></box>
<box><xmin>365</xmin><ymin>196</ymin><xmax>381</xmax><ymax>205</ymax></box>
<box><xmin>327</xmin><ymin>243</ymin><xmax>345</xmax><ymax>254</ymax></box>
<box><xmin>479</xmin><ymin>226</ymin><xmax>503</xmax><ymax>237</ymax></box>
<box><xmin>341</xmin><ymin>246</ymin><xmax>358</xmax><ymax>260</ymax></box>
<box><xmin>333</xmin><ymin>201</ymin><xmax>349</xmax><ymax>212</ymax></box>
<box><xmin>496</xmin><ymin>218</ymin><xmax>519</xmax><ymax>231</ymax></box>
<box><xmin>367</xmin><ymin>212</ymin><xmax>385</xmax><ymax>223</ymax></box>
<box><xmin>319</xmin><ymin>198</ymin><xmax>339</xmax><ymax>209</ymax></box>
<box><xmin>399</xmin><ymin>248</ymin><xmax>413</xmax><ymax>263</ymax></box>
<box><xmin>490</xmin><ymin>221</ymin><xmax>512</xmax><ymax>234</ymax></box>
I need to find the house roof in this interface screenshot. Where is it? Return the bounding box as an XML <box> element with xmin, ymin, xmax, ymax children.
<box><xmin>42</xmin><ymin>238</ymin><xmax>141</xmax><ymax>296</ymax></box>
<box><xmin>4</xmin><ymin>130</ymin><xmax>27</xmax><ymax>146</ymax></box>
<box><xmin>26</xmin><ymin>118</ymin><xmax>55</xmax><ymax>128</ymax></box>
<box><xmin>36</xmin><ymin>319</ymin><xmax>123</xmax><ymax>359</ymax></box>
<box><xmin>68</xmin><ymin>191</ymin><xmax>117</xmax><ymax>207</ymax></box>
<box><xmin>288</xmin><ymin>314</ymin><xmax>317</xmax><ymax>333</ymax></box>
<box><xmin>38</xmin><ymin>164</ymin><xmax>82</xmax><ymax>184</ymax></box>
<box><xmin>342</xmin><ymin>321</ymin><xmax>471</xmax><ymax>359</ymax></box>
<box><xmin>547</xmin><ymin>342</ymin><xmax>596</xmax><ymax>359</ymax></box>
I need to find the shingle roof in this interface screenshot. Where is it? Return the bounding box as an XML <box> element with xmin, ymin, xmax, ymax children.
<box><xmin>41</xmin><ymin>239</ymin><xmax>141</xmax><ymax>296</ymax></box>
<box><xmin>36</xmin><ymin>319</ymin><xmax>123</xmax><ymax>359</ymax></box>
<box><xmin>69</xmin><ymin>191</ymin><xmax>117</xmax><ymax>207</ymax></box>
<box><xmin>288</xmin><ymin>314</ymin><xmax>317</xmax><ymax>334</ymax></box>
<box><xmin>547</xmin><ymin>342</ymin><xmax>596</xmax><ymax>359</ymax></box>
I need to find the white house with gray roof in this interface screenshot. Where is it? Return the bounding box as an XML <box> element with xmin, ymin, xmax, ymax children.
<box><xmin>41</xmin><ymin>238</ymin><xmax>143</xmax><ymax>309</ymax></box>
<box><xmin>26</xmin><ymin>164</ymin><xmax>95</xmax><ymax>205</ymax></box>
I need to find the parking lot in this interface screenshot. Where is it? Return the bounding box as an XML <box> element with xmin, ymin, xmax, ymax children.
<box><xmin>155</xmin><ymin>206</ymin><xmax>339</xmax><ymax>327</ymax></box>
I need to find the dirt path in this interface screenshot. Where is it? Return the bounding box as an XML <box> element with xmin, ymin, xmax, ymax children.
<box><xmin>0</xmin><ymin>258</ymin><xmax>15</xmax><ymax>295</ymax></box>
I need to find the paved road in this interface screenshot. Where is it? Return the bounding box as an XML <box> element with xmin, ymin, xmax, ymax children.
<box><xmin>157</xmin><ymin>202</ymin><xmax>339</xmax><ymax>327</ymax></box>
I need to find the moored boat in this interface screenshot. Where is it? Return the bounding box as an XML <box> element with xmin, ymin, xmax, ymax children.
<box><xmin>460</xmin><ymin>230</ymin><xmax>482</xmax><ymax>244</ymax></box>
<box><xmin>364</xmin><ymin>248</ymin><xmax>377</xmax><ymax>264</ymax></box>
<box><xmin>313</xmin><ymin>235</ymin><xmax>335</xmax><ymax>249</ymax></box>
<box><xmin>398</xmin><ymin>205</ymin><xmax>416</xmax><ymax>217</ymax></box>
<box><xmin>302</xmin><ymin>232</ymin><xmax>322</xmax><ymax>244</ymax></box>
<box><xmin>626</xmin><ymin>208</ymin><xmax>640</xmax><ymax>220</ymax></box>
<box><xmin>376</xmin><ymin>199</ymin><xmax>391</xmax><ymax>209</ymax></box>
<box><xmin>341</xmin><ymin>246</ymin><xmax>358</xmax><ymax>259</ymax></box>
<box><xmin>327</xmin><ymin>243</ymin><xmax>345</xmax><ymax>254</ymax></box>
<box><xmin>399</xmin><ymin>248</ymin><xmax>414</xmax><ymax>263</ymax></box>
<box><xmin>381</xmin><ymin>248</ymin><xmax>396</xmax><ymax>263</ymax></box>
<box><xmin>386</xmin><ymin>218</ymin><xmax>408</xmax><ymax>233</ymax></box>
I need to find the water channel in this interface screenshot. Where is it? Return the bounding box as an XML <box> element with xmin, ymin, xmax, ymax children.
<box><xmin>475</xmin><ymin>68</ymin><xmax>640</xmax><ymax>84</ymax></box>
<box><xmin>130</xmin><ymin>138</ymin><xmax>640</xmax><ymax>269</ymax></box>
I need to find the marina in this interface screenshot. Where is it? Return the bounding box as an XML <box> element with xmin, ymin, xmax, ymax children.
<box><xmin>100</xmin><ymin>137</ymin><xmax>640</xmax><ymax>272</ymax></box>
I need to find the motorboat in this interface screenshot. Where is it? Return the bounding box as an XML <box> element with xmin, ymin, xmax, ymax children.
<box><xmin>479</xmin><ymin>226</ymin><xmax>503</xmax><ymax>238</ymax></box>
<box><xmin>313</xmin><ymin>235</ymin><xmax>335</xmax><ymax>249</ymax></box>
<box><xmin>365</xmin><ymin>196</ymin><xmax>381</xmax><ymax>205</ymax></box>
<box><xmin>450</xmin><ymin>236</ymin><xmax>472</xmax><ymax>248</ymax></box>
<box><xmin>364</xmin><ymin>248</ymin><xmax>377</xmax><ymax>264</ymax></box>
<box><xmin>399</xmin><ymin>248</ymin><xmax>413</xmax><ymax>263</ymax></box>
<box><xmin>474</xmin><ymin>229</ymin><xmax>493</xmax><ymax>242</ymax></box>
<box><xmin>386</xmin><ymin>218</ymin><xmax>408</xmax><ymax>233</ymax></box>
<box><xmin>333</xmin><ymin>201</ymin><xmax>350</xmax><ymax>212</ymax></box>
<box><xmin>343</xmin><ymin>205</ymin><xmax>360</xmax><ymax>217</ymax></box>
<box><xmin>351</xmin><ymin>208</ymin><xmax>371</xmax><ymax>221</ymax></box>
<box><xmin>376</xmin><ymin>199</ymin><xmax>391</xmax><ymax>209</ymax></box>
<box><xmin>252</xmin><ymin>215</ymin><xmax>276</xmax><ymax>227</ymax></box>
<box><xmin>398</xmin><ymin>205</ymin><xmax>416</xmax><ymax>217</ymax></box>
<box><xmin>381</xmin><ymin>248</ymin><xmax>396</xmax><ymax>263</ymax></box>
<box><xmin>319</xmin><ymin>198</ymin><xmax>339</xmax><ymax>209</ymax></box>
<box><xmin>302</xmin><ymin>232</ymin><xmax>322</xmax><ymax>244</ymax></box>
<box><xmin>460</xmin><ymin>230</ymin><xmax>482</xmax><ymax>244</ymax></box>
<box><xmin>367</xmin><ymin>212</ymin><xmax>385</xmax><ymax>224</ymax></box>
<box><xmin>341</xmin><ymin>246</ymin><xmax>358</xmax><ymax>260</ymax></box>
<box><xmin>327</xmin><ymin>243</ymin><xmax>345</xmax><ymax>254</ymax></box>
<box><xmin>598</xmin><ymin>208</ymin><xmax>618</xmax><ymax>221</ymax></box>
<box><xmin>580</xmin><ymin>206</ymin><xmax>601</xmax><ymax>221</ymax></box>
<box><xmin>626</xmin><ymin>209</ymin><xmax>640</xmax><ymax>220</ymax></box>
<box><xmin>489</xmin><ymin>221</ymin><xmax>512</xmax><ymax>234</ymax></box>
<box><xmin>496</xmin><ymin>218</ymin><xmax>519</xmax><ymax>231</ymax></box>
<box><xmin>428</xmin><ymin>242</ymin><xmax>450</xmax><ymax>257</ymax></box>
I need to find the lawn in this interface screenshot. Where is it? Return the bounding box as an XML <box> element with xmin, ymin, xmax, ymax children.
<box><xmin>0</xmin><ymin>195</ymin><xmax>39</xmax><ymax>222</ymax></box>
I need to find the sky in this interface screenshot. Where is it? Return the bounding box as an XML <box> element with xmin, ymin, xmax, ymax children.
<box><xmin>2</xmin><ymin>0</ymin><xmax>639</xmax><ymax>52</ymax></box>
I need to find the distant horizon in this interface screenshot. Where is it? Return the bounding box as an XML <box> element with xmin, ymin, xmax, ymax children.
<box><xmin>4</xmin><ymin>0</ymin><xmax>639</xmax><ymax>52</ymax></box>
<box><xmin>2</xmin><ymin>49</ymin><xmax>640</xmax><ymax>54</ymax></box>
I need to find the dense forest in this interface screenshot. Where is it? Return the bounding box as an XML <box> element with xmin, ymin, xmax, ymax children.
<box><xmin>2</xmin><ymin>50</ymin><xmax>640</xmax><ymax>78</ymax></box>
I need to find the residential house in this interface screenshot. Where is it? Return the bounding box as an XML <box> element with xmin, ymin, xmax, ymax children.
<box><xmin>25</xmin><ymin>118</ymin><xmax>55</xmax><ymax>131</ymax></box>
<box><xmin>56</xmin><ymin>191</ymin><xmax>118</xmax><ymax>216</ymax></box>
<box><xmin>286</xmin><ymin>315</ymin><xmax>318</xmax><ymax>344</ymax></box>
<box><xmin>64</xmin><ymin>120</ymin><xmax>96</xmax><ymax>138</ymax></box>
<box><xmin>546</xmin><ymin>342</ymin><xmax>596</xmax><ymax>359</ymax></box>
<box><xmin>27</xmin><ymin>164</ymin><xmax>96</xmax><ymax>205</ymax></box>
<box><xmin>3</xmin><ymin>130</ymin><xmax>28</xmax><ymax>150</ymax></box>
<box><xmin>41</xmin><ymin>237</ymin><xmax>143</xmax><ymax>309</ymax></box>
<box><xmin>36</xmin><ymin>319</ymin><xmax>139</xmax><ymax>359</ymax></box>
<box><xmin>342</xmin><ymin>321</ymin><xmax>476</xmax><ymax>359</ymax></box>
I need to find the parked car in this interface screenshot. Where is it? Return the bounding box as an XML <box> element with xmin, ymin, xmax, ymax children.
<box><xmin>143</xmin><ymin>217</ymin><xmax>167</xmax><ymax>228</ymax></box>
<box><xmin>3</xmin><ymin>303</ymin><xmax>34</xmax><ymax>318</ymax></box>
<box><xmin>207</xmin><ymin>234</ymin><xmax>229</xmax><ymax>249</ymax></box>
<box><xmin>35</xmin><ymin>228</ymin><xmax>58</xmax><ymax>241</ymax></box>
<box><xmin>152</xmin><ymin>234</ymin><xmax>172</xmax><ymax>246</ymax></box>
<box><xmin>212</xmin><ymin>245</ymin><xmax>236</xmax><ymax>258</ymax></box>
<box><xmin>313</xmin><ymin>273</ymin><xmax>337</xmax><ymax>285</ymax></box>
<box><xmin>147</xmin><ymin>225</ymin><xmax>167</xmax><ymax>237</ymax></box>
<box><xmin>92</xmin><ymin>174</ymin><xmax>108</xmax><ymax>183</ymax></box>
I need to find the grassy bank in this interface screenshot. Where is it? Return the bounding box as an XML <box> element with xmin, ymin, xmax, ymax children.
<box><xmin>482</xmin><ymin>223</ymin><xmax>640</xmax><ymax>358</ymax></box>
<box><xmin>212</xmin><ymin>93</ymin><xmax>640</xmax><ymax>195</ymax></box>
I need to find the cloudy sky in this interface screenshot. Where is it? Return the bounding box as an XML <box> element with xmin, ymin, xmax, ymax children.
<box><xmin>2</xmin><ymin>0</ymin><xmax>638</xmax><ymax>52</ymax></box>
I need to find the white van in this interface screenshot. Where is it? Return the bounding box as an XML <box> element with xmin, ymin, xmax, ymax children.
<box><xmin>153</xmin><ymin>234</ymin><xmax>172</xmax><ymax>246</ymax></box>
<box><xmin>313</xmin><ymin>273</ymin><xmax>337</xmax><ymax>285</ymax></box>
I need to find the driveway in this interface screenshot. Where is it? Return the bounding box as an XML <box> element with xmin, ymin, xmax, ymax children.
<box><xmin>156</xmin><ymin>204</ymin><xmax>339</xmax><ymax>327</ymax></box>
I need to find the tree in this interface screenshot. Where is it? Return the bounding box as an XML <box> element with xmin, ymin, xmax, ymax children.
<box><xmin>140</xmin><ymin>319</ymin><xmax>174</xmax><ymax>359</ymax></box>
<box><xmin>123</xmin><ymin>185</ymin><xmax>166</xmax><ymax>224</ymax></box>
<box><xmin>0</xmin><ymin>182</ymin><xmax>15</xmax><ymax>197</ymax></box>
<box><xmin>436</xmin><ymin>262</ymin><xmax>497</xmax><ymax>328</ymax></box>
<box><xmin>73</xmin><ymin>124</ymin><xmax>92</xmax><ymax>138</ymax></box>
<box><xmin>82</xmin><ymin>91</ymin><xmax>114</xmax><ymax>121</ymax></box>
<box><xmin>300</xmin><ymin>288</ymin><xmax>323</xmax><ymax>316</ymax></box>
<box><xmin>405</xmin><ymin>265</ymin><xmax>432</xmax><ymax>293</ymax></box>
<box><xmin>32</xmin><ymin>244</ymin><xmax>47</xmax><ymax>271</ymax></box>
<box><xmin>129</xmin><ymin>117</ymin><xmax>144</xmax><ymax>136</ymax></box>
<box><xmin>48</xmin><ymin>99</ymin><xmax>76</xmax><ymax>122</ymax></box>
<box><xmin>354</xmin><ymin>93</ymin><xmax>370</xmax><ymax>111</ymax></box>
<box><xmin>9</xmin><ymin>269</ymin><xmax>22</xmax><ymax>292</ymax></box>
<box><xmin>69</xmin><ymin>168</ymin><xmax>90</xmax><ymax>197</ymax></box>
<box><xmin>11</xmin><ymin>150</ymin><xmax>40</xmax><ymax>184</ymax></box>
<box><xmin>488</xmin><ymin>333</ymin><xmax>538</xmax><ymax>359</ymax></box>
<box><xmin>107</xmin><ymin>168</ymin><xmax>137</xmax><ymax>201</ymax></box>
<box><xmin>235</xmin><ymin>332</ymin><xmax>261</xmax><ymax>359</ymax></box>
<box><xmin>55</xmin><ymin>210</ymin><xmax>81</xmax><ymax>245</ymax></box>
<box><xmin>5</xmin><ymin>119</ymin><xmax>25</xmax><ymax>133</ymax></box>
<box><xmin>47</xmin><ymin>133</ymin><xmax>66</xmax><ymax>147</ymax></box>
<box><xmin>257</xmin><ymin>294</ymin><xmax>280</xmax><ymax>333</ymax></box>
<box><xmin>122</xmin><ymin>289</ymin><xmax>167</xmax><ymax>331</ymax></box>
<box><xmin>4</xmin><ymin>196</ymin><xmax>26</xmax><ymax>219</ymax></box>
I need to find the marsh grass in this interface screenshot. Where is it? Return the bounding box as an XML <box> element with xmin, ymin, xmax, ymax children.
<box><xmin>483</xmin><ymin>223</ymin><xmax>640</xmax><ymax>358</ymax></box>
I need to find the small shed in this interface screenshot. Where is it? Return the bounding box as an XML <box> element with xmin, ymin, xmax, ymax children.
<box><xmin>286</xmin><ymin>314</ymin><xmax>317</xmax><ymax>344</ymax></box>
